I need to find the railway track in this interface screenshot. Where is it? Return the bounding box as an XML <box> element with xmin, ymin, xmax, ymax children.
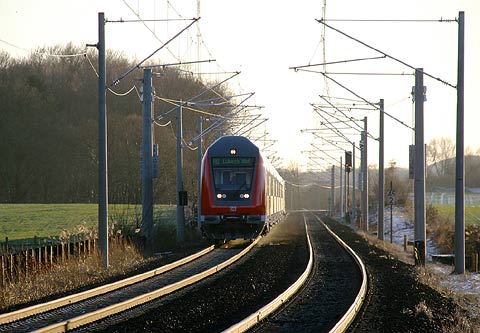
<box><xmin>225</xmin><ymin>212</ymin><xmax>367</xmax><ymax>333</ymax></box>
<box><xmin>0</xmin><ymin>238</ymin><xmax>259</xmax><ymax>333</ymax></box>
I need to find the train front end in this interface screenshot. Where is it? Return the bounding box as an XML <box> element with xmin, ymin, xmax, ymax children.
<box><xmin>200</xmin><ymin>136</ymin><xmax>266</xmax><ymax>241</ymax></box>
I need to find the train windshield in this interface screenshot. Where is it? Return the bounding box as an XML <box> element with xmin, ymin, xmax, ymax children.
<box><xmin>211</xmin><ymin>157</ymin><xmax>255</xmax><ymax>191</ymax></box>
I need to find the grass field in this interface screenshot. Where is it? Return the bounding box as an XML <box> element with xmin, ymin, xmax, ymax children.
<box><xmin>433</xmin><ymin>204</ymin><xmax>480</xmax><ymax>226</ymax></box>
<box><xmin>0</xmin><ymin>204</ymin><xmax>176</xmax><ymax>246</ymax></box>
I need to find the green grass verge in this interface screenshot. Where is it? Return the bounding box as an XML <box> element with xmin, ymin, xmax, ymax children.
<box><xmin>0</xmin><ymin>204</ymin><xmax>176</xmax><ymax>246</ymax></box>
<box><xmin>433</xmin><ymin>204</ymin><xmax>480</xmax><ymax>226</ymax></box>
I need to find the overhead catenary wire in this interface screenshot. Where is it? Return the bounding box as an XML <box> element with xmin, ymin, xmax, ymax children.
<box><xmin>322</xmin><ymin>71</ymin><xmax>414</xmax><ymax>76</ymax></box>
<box><xmin>321</xmin><ymin>72</ymin><xmax>414</xmax><ymax>130</ymax></box>
<box><xmin>285</xmin><ymin>180</ymin><xmax>340</xmax><ymax>190</ymax></box>
<box><xmin>154</xmin><ymin>120</ymin><xmax>172</xmax><ymax>127</ymax></box>
<box><xmin>121</xmin><ymin>0</ymin><xmax>186</xmax><ymax>62</ymax></box>
<box><xmin>158</xmin><ymin>71</ymin><xmax>242</xmax><ymax>120</ymax></box>
<box><xmin>318</xmin><ymin>96</ymin><xmax>367</xmax><ymax>133</ymax></box>
<box><xmin>291</xmin><ymin>55</ymin><xmax>386</xmax><ymax>71</ymax></box>
<box><xmin>0</xmin><ymin>39</ymin><xmax>87</xmax><ymax>57</ymax></box>
<box><xmin>106</xmin><ymin>18</ymin><xmax>194</xmax><ymax>23</ymax></box>
<box><xmin>316</xmin><ymin>18</ymin><xmax>456</xmax><ymax>89</ymax></box>
<box><xmin>109</xmin><ymin>18</ymin><xmax>198</xmax><ymax>88</ymax></box>
<box><xmin>85</xmin><ymin>53</ymin><xmax>137</xmax><ymax>97</ymax></box>
<box><xmin>319</xmin><ymin>18</ymin><xmax>457</xmax><ymax>23</ymax></box>
<box><xmin>155</xmin><ymin>96</ymin><xmax>228</xmax><ymax>119</ymax></box>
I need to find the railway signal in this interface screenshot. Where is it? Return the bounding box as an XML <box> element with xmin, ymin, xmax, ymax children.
<box><xmin>345</xmin><ymin>151</ymin><xmax>352</xmax><ymax>173</ymax></box>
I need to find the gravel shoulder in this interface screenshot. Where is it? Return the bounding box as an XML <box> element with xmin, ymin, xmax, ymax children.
<box><xmin>322</xmin><ymin>216</ymin><xmax>464</xmax><ymax>333</ymax></box>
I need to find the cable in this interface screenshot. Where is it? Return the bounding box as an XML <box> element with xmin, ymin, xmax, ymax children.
<box><xmin>321</xmin><ymin>72</ymin><xmax>414</xmax><ymax>130</ymax></box>
<box><xmin>316</xmin><ymin>19</ymin><xmax>456</xmax><ymax>89</ymax></box>
<box><xmin>85</xmin><ymin>54</ymin><xmax>137</xmax><ymax>97</ymax></box>
<box><xmin>109</xmin><ymin>18</ymin><xmax>198</xmax><ymax>88</ymax></box>
<box><xmin>121</xmin><ymin>0</ymin><xmax>184</xmax><ymax>62</ymax></box>
<box><xmin>319</xmin><ymin>18</ymin><xmax>457</xmax><ymax>23</ymax></box>
<box><xmin>153</xmin><ymin>120</ymin><xmax>171</xmax><ymax>127</ymax></box>
<box><xmin>155</xmin><ymin>96</ymin><xmax>228</xmax><ymax>119</ymax></box>
<box><xmin>0</xmin><ymin>39</ymin><xmax>86</xmax><ymax>57</ymax></box>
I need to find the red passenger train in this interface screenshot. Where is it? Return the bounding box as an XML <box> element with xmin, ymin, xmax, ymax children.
<box><xmin>200</xmin><ymin>136</ymin><xmax>286</xmax><ymax>241</ymax></box>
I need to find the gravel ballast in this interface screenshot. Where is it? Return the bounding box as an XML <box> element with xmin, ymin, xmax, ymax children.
<box><xmin>76</xmin><ymin>212</ymin><xmax>469</xmax><ymax>332</ymax></box>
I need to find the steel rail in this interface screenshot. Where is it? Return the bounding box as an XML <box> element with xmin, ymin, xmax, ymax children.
<box><xmin>222</xmin><ymin>213</ymin><xmax>367</xmax><ymax>333</ymax></box>
<box><xmin>31</xmin><ymin>238</ymin><xmax>260</xmax><ymax>333</ymax></box>
<box><xmin>316</xmin><ymin>216</ymin><xmax>368</xmax><ymax>333</ymax></box>
<box><xmin>0</xmin><ymin>245</ymin><xmax>214</xmax><ymax>325</ymax></box>
<box><xmin>221</xmin><ymin>213</ymin><xmax>314</xmax><ymax>333</ymax></box>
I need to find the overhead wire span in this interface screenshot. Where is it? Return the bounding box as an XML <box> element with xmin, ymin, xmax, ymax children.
<box><xmin>154</xmin><ymin>96</ymin><xmax>228</xmax><ymax>119</ymax></box>
<box><xmin>85</xmin><ymin>54</ymin><xmax>137</xmax><ymax>97</ymax></box>
<box><xmin>291</xmin><ymin>55</ymin><xmax>386</xmax><ymax>71</ymax></box>
<box><xmin>106</xmin><ymin>18</ymin><xmax>194</xmax><ymax>23</ymax></box>
<box><xmin>164</xmin><ymin>122</ymin><xmax>198</xmax><ymax>151</ymax></box>
<box><xmin>0</xmin><ymin>39</ymin><xmax>87</xmax><ymax>57</ymax></box>
<box><xmin>141</xmin><ymin>58</ymin><xmax>215</xmax><ymax>69</ymax></box>
<box><xmin>316</xmin><ymin>19</ymin><xmax>456</xmax><ymax>89</ymax></box>
<box><xmin>285</xmin><ymin>181</ymin><xmax>338</xmax><ymax>189</ymax></box>
<box><xmin>319</xmin><ymin>95</ymin><xmax>366</xmax><ymax>104</ymax></box>
<box><xmin>235</xmin><ymin>118</ymin><xmax>268</xmax><ymax>137</ymax></box>
<box><xmin>153</xmin><ymin>120</ymin><xmax>172</xmax><ymax>127</ymax></box>
<box><xmin>322</xmin><ymin>71</ymin><xmax>413</xmax><ymax>76</ymax></box>
<box><xmin>121</xmin><ymin>0</ymin><xmax>184</xmax><ymax>62</ymax></box>
<box><xmin>109</xmin><ymin>18</ymin><xmax>198</xmax><ymax>88</ymax></box>
<box><xmin>310</xmin><ymin>108</ymin><xmax>354</xmax><ymax>144</ymax></box>
<box><xmin>316</xmin><ymin>96</ymin><xmax>368</xmax><ymax>135</ymax></box>
<box><xmin>319</xmin><ymin>18</ymin><xmax>457</xmax><ymax>23</ymax></box>
<box><xmin>321</xmin><ymin>72</ymin><xmax>414</xmax><ymax>130</ymax></box>
<box><xmin>159</xmin><ymin>71</ymin><xmax>242</xmax><ymax>119</ymax></box>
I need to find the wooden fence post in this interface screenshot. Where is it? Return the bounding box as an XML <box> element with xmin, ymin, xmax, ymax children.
<box><xmin>9</xmin><ymin>254</ymin><xmax>14</xmax><ymax>281</ymax></box>
<box><xmin>32</xmin><ymin>248</ymin><xmax>37</xmax><ymax>273</ymax></box>
<box><xmin>49</xmin><ymin>246</ymin><xmax>53</xmax><ymax>266</ymax></box>
<box><xmin>25</xmin><ymin>250</ymin><xmax>29</xmax><ymax>279</ymax></box>
<box><xmin>1</xmin><ymin>255</ymin><xmax>5</xmax><ymax>286</ymax></box>
<box><xmin>472</xmin><ymin>253</ymin><xmax>479</xmax><ymax>273</ymax></box>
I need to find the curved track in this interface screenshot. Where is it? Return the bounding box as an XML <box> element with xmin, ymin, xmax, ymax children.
<box><xmin>0</xmin><ymin>239</ymin><xmax>259</xmax><ymax>333</ymax></box>
<box><xmin>226</xmin><ymin>212</ymin><xmax>367</xmax><ymax>333</ymax></box>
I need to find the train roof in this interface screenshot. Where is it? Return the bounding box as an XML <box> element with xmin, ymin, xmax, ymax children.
<box><xmin>205</xmin><ymin>136</ymin><xmax>284</xmax><ymax>185</ymax></box>
<box><xmin>206</xmin><ymin>136</ymin><xmax>259</xmax><ymax>157</ymax></box>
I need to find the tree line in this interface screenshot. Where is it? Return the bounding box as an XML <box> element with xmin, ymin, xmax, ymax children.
<box><xmin>0</xmin><ymin>45</ymin><xmax>234</xmax><ymax>204</ymax></box>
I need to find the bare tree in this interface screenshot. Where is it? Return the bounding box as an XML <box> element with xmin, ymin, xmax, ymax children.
<box><xmin>426</xmin><ymin>137</ymin><xmax>456</xmax><ymax>176</ymax></box>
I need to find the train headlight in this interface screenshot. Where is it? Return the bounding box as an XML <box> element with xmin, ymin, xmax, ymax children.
<box><xmin>240</xmin><ymin>194</ymin><xmax>244</xmax><ymax>199</ymax></box>
<box><xmin>222</xmin><ymin>194</ymin><xmax>226</xmax><ymax>199</ymax></box>
<box><xmin>217</xmin><ymin>193</ymin><xmax>222</xmax><ymax>199</ymax></box>
<box><xmin>243</xmin><ymin>193</ymin><xmax>250</xmax><ymax>199</ymax></box>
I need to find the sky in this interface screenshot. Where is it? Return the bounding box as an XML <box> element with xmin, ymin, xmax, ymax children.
<box><xmin>1</xmin><ymin>0</ymin><xmax>479</xmax><ymax>170</ymax></box>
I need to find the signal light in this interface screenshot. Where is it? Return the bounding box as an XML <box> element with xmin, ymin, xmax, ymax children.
<box><xmin>345</xmin><ymin>151</ymin><xmax>352</xmax><ymax>173</ymax></box>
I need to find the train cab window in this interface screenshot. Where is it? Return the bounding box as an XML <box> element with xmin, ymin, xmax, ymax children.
<box><xmin>211</xmin><ymin>157</ymin><xmax>254</xmax><ymax>193</ymax></box>
<box><xmin>213</xmin><ymin>168</ymin><xmax>253</xmax><ymax>191</ymax></box>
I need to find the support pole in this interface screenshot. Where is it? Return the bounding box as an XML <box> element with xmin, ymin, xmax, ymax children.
<box><xmin>97</xmin><ymin>12</ymin><xmax>108</xmax><ymax>268</ymax></box>
<box><xmin>339</xmin><ymin>157</ymin><xmax>343</xmax><ymax>218</ymax></box>
<box><xmin>455</xmin><ymin>11</ymin><xmax>465</xmax><ymax>274</ymax></box>
<box><xmin>197</xmin><ymin>116</ymin><xmax>203</xmax><ymax>235</ymax></box>
<box><xmin>362</xmin><ymin>117</ymin><xmax>368</xmax><ymax>232</ymax></box>
<box><xmin>344</xmin><ymin>162</ymin><xmax>348</xmax><ymax>220</ymax></box>
<box><xmin>330</xmin><ymin>165</ymin><xmax>335</xmax><ymax>216</ymax></box>
<box><xmin>176</xmin><ymin>104</ymin><xmax>185</xmax><ymax>244</ymax></box>
<box><xmin>414</xmin><ymin>68</ymin><xmax>426</xmax><ymax>266</ymax></box>
<box><xmin>378</xmin><ymin>99</ymin><xmax>385</xmax><ymax>240</ymax></box>
<box><xmin>141</xmin><ymin>68</ymin><xmax>154</xmax><ymax>252</ymax></box>
<box><xmin>352</xmin><ymin>142</ymin><xmax>356</xmax><ymax>224</ymax></box>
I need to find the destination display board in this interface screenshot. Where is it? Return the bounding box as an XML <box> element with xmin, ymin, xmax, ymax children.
<box><xmin>211</xmin><ymin>157</ymin><xmax>255</xmax><ymax>167</ymax></box>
